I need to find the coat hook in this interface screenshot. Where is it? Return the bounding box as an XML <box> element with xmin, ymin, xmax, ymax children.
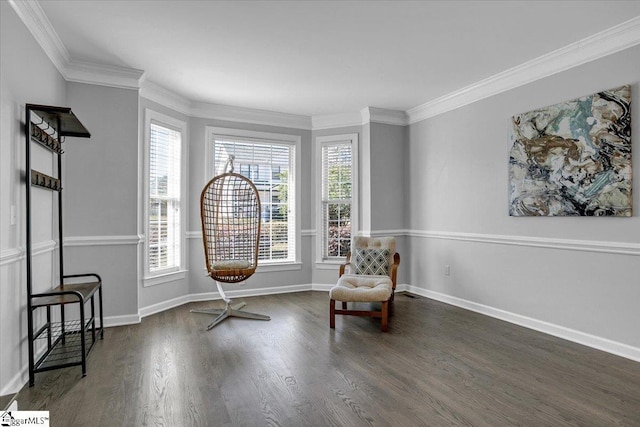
<box><xmin>33</xmin><ymin>115</ymin><xmax>45</xmax><ymax>126</ymax></box>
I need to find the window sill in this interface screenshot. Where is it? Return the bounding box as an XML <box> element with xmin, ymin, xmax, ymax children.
<box><xmin>257</xmin><ymin>262</ymin><xmax>303</xmax><ymax>273</ymax></box>
<box><xmin>144</xmin><ymin>269</ymin><xmax>187</xmax><ymax>287</ymax></box>
<box><xmin>201</xmin><ymin>262</ymin><xmax>302</xmax><ymax>276</ymax></box>
<box><xmin>316</xmin><ymin>261</ymin><xmax>348</xmax><ymax>270</ymax></box>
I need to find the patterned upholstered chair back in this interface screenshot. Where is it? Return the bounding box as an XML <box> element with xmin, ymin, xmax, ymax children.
<box><xmin>350</xmin><ymin>236</ymin><xmax>396</xmax><ymax>277</ymax></box>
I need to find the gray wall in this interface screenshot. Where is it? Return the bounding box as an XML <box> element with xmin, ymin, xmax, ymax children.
<box><xmin>188</xmin><ymin>117</ymin><xmax>313</xmax><ymax>296</ymax></box>
<box><xmin>369</xmin><ymin>122</ymin><xmax>408</xmax><ymax>286</ymax></box>
<box><xmin>63</xmin><ymin>82</ymin><xmax>140</xmax><ymax>318</ymax></box>
<box><xmin>370</xmin><ymin>122</ymin><xmax>406</xmax><ymax>232</ymax></box>
<box><xmin>0</xmin><ymin>2</ymin><xmax>67</xmax><ymax>395</ymax></box>
<box><xmin>406</xmin><ymin>45</ymin><xmax>640</xmax><ymax>349</ymax></box>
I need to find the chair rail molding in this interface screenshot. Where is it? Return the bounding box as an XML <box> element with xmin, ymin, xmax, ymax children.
<box><xmin>0</xmin><ymin>248</ymin><xmax>22</xmax><ymax>266</ymax></box>
<box><xmin>64</xmin><ymin>235</ymin><xmax>143</xmax><ymax>246</ymax></box>
<box><xmin>409</xmin><ymin>229</ymin><xmax>640</xmax><ymax>256</ymax></box>
<box><xmin>0</xmin><ymin>240</ymin><xmax>57</xmax><ymax>266</ymax></box>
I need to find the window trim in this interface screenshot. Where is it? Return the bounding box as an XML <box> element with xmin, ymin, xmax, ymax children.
<box><xmin>204</xmin><ymin>126</ymin><xmax>302</xmax><ymax>267</ymax></box>
<box><xmin>315</xmin><ymin>133</ymin><xmax>359</xmax><ymax>265</ymax></box>
<box><xmin>143</xmin><ymin>109</ymin><xmax>188</xmax><ymax>286</ymax></box>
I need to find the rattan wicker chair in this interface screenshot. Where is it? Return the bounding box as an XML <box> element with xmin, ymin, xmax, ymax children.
<box><xmin>191</xmin><ymin>172</ymin><xmax>270</xmax><ymax>330</ymax></box>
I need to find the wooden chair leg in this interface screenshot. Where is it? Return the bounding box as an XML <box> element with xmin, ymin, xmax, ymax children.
<box><xmin>330</xmin><ymin>299</ymin><xmax>336</xmax><ymax>328</ymax></box>
<box><xmin>381</xmin><ymin>300</ymin><xmax>389</xmax><ymax>332</ymax></box>
<box><xmin>342</xmin><ymin>301</ymin><xmax>347</xmax><ymax>309</ymax></box>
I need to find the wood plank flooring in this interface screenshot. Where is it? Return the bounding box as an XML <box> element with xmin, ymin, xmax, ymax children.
<box><xmin>15</xmin><ymin>291</ymin><xmax>640</xmax><ymax>426</ymax></box>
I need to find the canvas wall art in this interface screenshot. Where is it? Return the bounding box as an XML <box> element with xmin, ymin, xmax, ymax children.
<box><xmin>508</xmin><ymin>85</ymin><xmax>631</xmax><ymax>216</ymax></box>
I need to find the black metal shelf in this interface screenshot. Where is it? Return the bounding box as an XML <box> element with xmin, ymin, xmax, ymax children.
<box><xmin>33</xmin><ymin>319</ymin><xmax>98</xmax><ymax>372</ymax></box>
<box><xmin>25</xmin><ymin>104</ymin><xmax>102</xmax><ymax>387</ymax></box>
<box><xmin>27</xmin><ymin>103</ymin><xmax>91</xmax><ymax>138</ymax></box>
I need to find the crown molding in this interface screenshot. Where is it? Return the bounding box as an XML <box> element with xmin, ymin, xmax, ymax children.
<box><xmin>191</xmin><ymin>101</ymin><xmax>312</xmax><ymax>130</ymax></box>
<box><xmin>11</xmin><ymin>0</ymin><xmax>144</xmax><ymax>90</ymax></box>
<box><xmin>140</xmin><ymin>80</ymin><xmax>192</xmax><ymax>115</ymax></box>
<box><xmin>363</xmin><ymin>107</ymin><xmax>409</xmax><ymax>126</ymax></box>
<box><xmin>9</xmin><ymin>0</ymin><xmax>70</xmax><ymax>75</ymax></box>
<box><xmin>312</xmin><ymin>107</ymin><xmax>408</xmax><ymax>130</ymax></box>
<box><xmin>407</xmin><ymin>16</ymin><xmax>640</xmax><ymax>124</ymax></box>
<box><xmin>141</xmin><ymin>80</ymin><xmax>313</xmax><ymax>129</ymax></box>
<box><xmin>312</xmin><ymin>111</ymin><xmax>364</xmax><ymax>130</ymax></box>
<box><xmin>65</xmin><ymin>59</ymin><xmax>145</xmax><ymax>90</ymax></box>
<box><xmin>14</xmin><ymin>1</ymin><xmax>640</xmax><ymax>128</ymax></box>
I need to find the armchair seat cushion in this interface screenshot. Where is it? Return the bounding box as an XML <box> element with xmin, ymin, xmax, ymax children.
<box><xmin>329</xmin><ymin>274</ymin><xmax>392</xmax><ymax>302</ymax></box>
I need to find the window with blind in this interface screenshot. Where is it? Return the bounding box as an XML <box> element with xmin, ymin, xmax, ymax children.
<box><xmin>145</xmin><ymin>110</ymin><xmax>186</xmax><ymax>280</ymax></box>
<box><xmin>318</xmin><ymin>134</ymin><xmax>358</xmax><ymax>261</ymax></box>
<box><xmin>208</xmin><ymin>129</ymin><xmax>299</xmax><ymax>264</ymax></box>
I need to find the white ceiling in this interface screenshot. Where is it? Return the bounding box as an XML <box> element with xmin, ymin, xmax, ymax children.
<box><xmin>39</xmin><ymin>0</ymin><xmax>640</xmax><ymax>117</ymax></box>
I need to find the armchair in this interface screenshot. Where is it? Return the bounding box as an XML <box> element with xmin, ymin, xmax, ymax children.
<box><xmin>329</xmin><ymin>236</ymin><xmax>400</xmax><ymax>332</ymax></box>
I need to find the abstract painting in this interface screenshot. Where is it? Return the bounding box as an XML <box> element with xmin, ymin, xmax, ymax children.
<box><xmin>508</xmin><ymin>85</ymin><xmax>631</xmax><ymax>216</ymax></box>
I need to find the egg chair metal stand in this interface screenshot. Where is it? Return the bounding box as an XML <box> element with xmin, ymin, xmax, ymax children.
<box><xmin>191</xmin><ymin>170</ymin><xmax>270</xmax><ymax>330</ymax></box>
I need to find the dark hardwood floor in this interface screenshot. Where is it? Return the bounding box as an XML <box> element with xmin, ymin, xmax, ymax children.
<box><xmin>15</xmin><ymin>291</ymin><xmax>640</xmax><ymax>426</ymax></box>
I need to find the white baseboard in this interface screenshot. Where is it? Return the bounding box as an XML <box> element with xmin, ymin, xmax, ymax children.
<box><xmin>5</xmin><ymin>283</ymin><xmax>637</xmax><ymax>396</ymax></box>
<box><xmin>1</xmin><ymin>368</ymin><xmax>28</xmax><ymax>397</ymax></box>
<box><xmin>139</xmin><ymin>284</ymin><xmax>316</xmax><ymax>319</ymax></box>
<box><xmin>138</xmin><ymin>294</ymin><xmax>196</xmax><ymax>318</ymax></box>
<box><xmin>395</xmin><ymin>283</ymin><xmax>410</xmax><ymax>293</ymax></box>
<box><xmin>102</xmin><ymin>313</ymin><xmax>141</xmax><ymax>328</ymax></box>
<box><xmin>406</xmin><ymin>285</ymin><xmax>640</xmax><ymax>363</ymax></box>
<box><xmin>98</xmin><ymin>282</ymin><xmax>640</xmax><ymax>364</ymax></box>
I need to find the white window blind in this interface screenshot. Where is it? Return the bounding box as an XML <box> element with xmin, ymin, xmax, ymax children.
<box><xmin>322</xmin><ymin>142</ymin><xmax>353</xmax><ymax>259</ymax></box>
<box><xmin>212</xmin><ymin>138</ymin><xmax>295</xmax><ymax>263</ymax></box>
<box><xmin>148</xmin><ymin>122</ymin><xmax>182</xmax><ymax>271</ymax></box>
